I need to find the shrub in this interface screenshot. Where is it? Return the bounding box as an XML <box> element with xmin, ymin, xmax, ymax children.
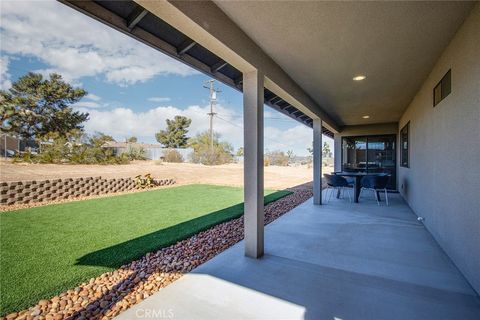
<box><xmin>163</xmin><ymin>149</ymin><xmax>184</xmax><ymax>163</ymax></box>
<box><xmin>125</xmin><ymin>145</ymin><xmax>146</xmax><ymax>161</ymax></box>
<box><xmin>12</xmin><ymin>131</ymin><xmax>131</xmax><ymax>165</ymax></box>
<box><xmin>263</xmin><ymin>158</ymin><xmax>270</xmax><ymax>167</ymax></box>
<box><xmin>37</xmin><ymin>135</ymin><xmax>69</xmax><ymax>164</ymax></box>
<box><xmin>265</xmin><ymin>151</ymin><xmax>290</xmax><ymax>166</ymax></box>
<box><xmin>188</xmin><ymin>131</ymin><xmax>233</xmax><ymax>165</ymax></box>
<box><xmin>13</xmin><ymin>150</ymin><xmax>36</xmax><ymax>163</ymax></box>
<box><xmin>134</xmin><ymin>173</ymin><xmax>155</xmax><ymax>189</ymax></box>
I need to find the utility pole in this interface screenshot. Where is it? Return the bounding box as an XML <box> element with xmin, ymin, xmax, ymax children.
<box><xmin>203</xmin><ymin>79</ymin><xmax>221</xmax><ymax>154</ymax></box>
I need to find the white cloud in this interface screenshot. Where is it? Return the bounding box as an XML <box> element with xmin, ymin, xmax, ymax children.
<box><xmin>85</xmin><ymin>93</ymin><xmax>101</xmax><ymax>101</ymax></box>
<box><xmin>264</xmin><ymin>125</ymin><xmax>313</xmax><ymax>155</ymax></box>
<box><xmin>264</xmin><ymin>125</ymin><xmax>333</xmax><ymax>156</ymax></box>
<box><xmin>72</xmin><ymin>101</ymin><xmax>102</xmax><ymax>109</ymax></box>
<box><xmin>0</xmin><ymin>56</ymin><xmax>12</xmax><ymax>90</ymax></box>
<box><xmin>148</xmin><ymin>97</ymin><xmax>171</xmax><ymax>103</ymax></box>
<box><xmin>0</xmin><ymin>0</ymin><xmax>198</xmax><ymax>86</ymax></box>
<box><xmin>74</xmin><ymin>102</ymin><xmax>320</xmax><ymax>155</ymax></box>
<box><xmin>76</xmin><ymin>104</ymin><xmax>243</xmax><ymax>147</ymax></box>
<box><xmin>264</xmin><ymin>110</ymin><xmax>278</xmax><ymax>119</ymax></box>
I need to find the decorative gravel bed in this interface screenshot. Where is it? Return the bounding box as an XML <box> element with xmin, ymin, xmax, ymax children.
<box><xmin>1</xmin><ymin>187</ymin><xmax>312</xmax><ymax>320</ymax></box>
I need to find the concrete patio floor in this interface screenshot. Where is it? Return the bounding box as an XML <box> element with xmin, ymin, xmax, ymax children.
<box><xmin>116</xmin><ymin>191</ymin><xmax>480</xmax><ymax>320</ymax></box>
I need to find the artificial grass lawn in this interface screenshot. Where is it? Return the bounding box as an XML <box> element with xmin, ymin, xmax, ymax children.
<box><xmin>0</xmin><ymin>184</ymin><xmax>290</xmax><ymax>315</ymax></box>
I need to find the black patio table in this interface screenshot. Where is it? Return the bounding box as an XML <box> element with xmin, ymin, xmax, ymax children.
<box><xmin>332</xmin><ymin>172</ymin><xmax>386</xmax><ymax>203</ymax></box>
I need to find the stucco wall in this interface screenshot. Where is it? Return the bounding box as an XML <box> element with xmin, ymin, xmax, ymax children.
<box><xmin>398</xmin><ymin>4</ymin><xmax>480</xmax><ymax>294</ymax></box>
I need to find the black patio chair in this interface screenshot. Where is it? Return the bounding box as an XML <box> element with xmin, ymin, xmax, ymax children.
<box><xmin>324</xmin><ymin>174</ymin><xmax>352</xmax><ymax>203</ymax></box>
<box><xmin>332</xmin><ymin>172</ymin><xmax>355</xmax><ymax>186</ymax></box>
<box><xmin>360</xmin><ymin>174</ymin><xmax>390</xmax><ymax>206</ymax></box>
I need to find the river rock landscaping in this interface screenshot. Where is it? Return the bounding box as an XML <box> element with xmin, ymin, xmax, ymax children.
<box><xmin>1</xmin><ymin>187</ymin><xmax>312</xmax><ymax>320</ymax></box>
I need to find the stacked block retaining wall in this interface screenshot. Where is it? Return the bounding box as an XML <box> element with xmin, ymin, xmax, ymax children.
<box><xmin>0</xmin><ymin>177</ymin><xmax>175</xmax><ymax>205</ymax></box>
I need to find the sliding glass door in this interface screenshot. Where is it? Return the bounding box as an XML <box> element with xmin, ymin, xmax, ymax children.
<box><xmin>341</xmin><ymin>137</ymin><xmax>367</xmax><ymax>172</ymax></box>
<box><xmin>342</xmin><ymin>135</ymin><xmax>396</xmax><ymax>190</ymax></box>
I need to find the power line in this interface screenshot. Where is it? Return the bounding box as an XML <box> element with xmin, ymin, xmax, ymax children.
<box><xmin>216</xmin><ymin>113</ymin><xmax>298</xmax><ymax>123</ymax></box>
<box><xmin>215</xmin><ymin>115</ymin><xmax>242</xmax><ymax>129</ymax></box>
<box><xmin>215</xmin><ymin>115</ymin><xmax>292</xmax><ymax>149</ymax></box>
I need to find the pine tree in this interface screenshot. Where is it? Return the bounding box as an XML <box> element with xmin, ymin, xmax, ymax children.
<box><xmin>0</xmin><ymin>72</ymin><xmax>88</xmax><ymax>139</ymax></box>
<box><xmin>155</xmin><ymin>116</ymin><xmax>192</xmax><ymax>148</ymax></box>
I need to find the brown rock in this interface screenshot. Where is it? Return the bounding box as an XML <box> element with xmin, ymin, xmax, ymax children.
<box><xmin>38</xmin><ymin>300</ymin><xmax>49</xmax><ymax>307</ymax></box>
<box><xmin>30</xmin><ymin>308</ymin><xmax>41</xmax><ymax>317</ymax></box>
<box><xmin>6</xmin><ymin>313</ymin><xmax>18</xmax><ymax>320</ymax></box>
<box><xmin>79</xmin><ymin>290</ymin><xmax>89</xmax><ymax>297</ymax></box>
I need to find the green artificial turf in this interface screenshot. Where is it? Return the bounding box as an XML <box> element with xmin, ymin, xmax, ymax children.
<box><xmin>0</xmin><ymin>184</ymin><xmax>290</xmax><ymax>315</ymax></box>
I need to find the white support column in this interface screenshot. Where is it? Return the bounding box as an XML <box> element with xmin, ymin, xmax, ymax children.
<box><xmin>243</xmin><ymin>69</ymin><xmax>264</xmax><ymax>258</ymax></box>
<box><xmin>313</xmin><ymin>118</ymin><xmax>323</xmax><ymax>205</ymax></box>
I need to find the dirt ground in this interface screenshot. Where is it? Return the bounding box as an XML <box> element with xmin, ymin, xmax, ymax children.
<box><xmin>0</xmin><ymin>159</ymin><xmax>334</xmax><ymax>190</ymax></box>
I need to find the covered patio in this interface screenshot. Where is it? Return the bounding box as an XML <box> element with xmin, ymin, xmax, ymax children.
<box><xmin>116</xmin><ymin>192</ymin><xmax>480</xmax><ymax>320</ymax></box>
<box><xmin>59</xmin><ymin>1</ymin><xmax>480</xmax><ymax>318</ymax></box>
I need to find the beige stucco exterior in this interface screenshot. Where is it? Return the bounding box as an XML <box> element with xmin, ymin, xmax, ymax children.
<box><xmin>333</xmin><ymin>4</ymin><xmax>480</xmax><ymax>293</ymax></box>
<box><xmin>398</xmin><ymin>4</ymin><xmax>480</xmax><ymax>294</ymax></box>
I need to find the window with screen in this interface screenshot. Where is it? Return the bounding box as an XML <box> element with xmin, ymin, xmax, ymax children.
<box><xmin>400</xmin><ymin>122</ymin><xmax>409</xmax><ymax>168</ymax></box>
<box><xmin>433</xmin><ymin>69</ymin><xmax>451</xmax><ymax>106</ymax></box>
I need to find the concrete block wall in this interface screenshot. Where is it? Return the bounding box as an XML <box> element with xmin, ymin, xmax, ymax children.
<box><xmin>0</xmin><ymin>177</ymin><xmax>176</xmax><ymax>205</ymax></box>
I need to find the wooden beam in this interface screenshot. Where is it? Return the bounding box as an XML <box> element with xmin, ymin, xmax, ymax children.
<box><xmin>211</xmin><ymin>60</ymin><xmax>228</xmax><ymax>73</ymax></box>
<box><xmin>263</xmin><ymin>89</ymin><xmax>274</xmax><ymax>99</ymax></box>
<box><xmin>126</xmin><ymin>6</ymin><xmax>148</xmax><ymax>30</ymax></box>
<box><xmin>284</xmin><ymin>106</ymin><xmax>296</xmax><ymax>114</ymax></box>
<box><xmin>276</xmin><ymin>101</ymin><xmax>289</xmax><ymax>108</ymax></box>
<box><xmin>269</xmin><ymin>96</ymin><xmax>282</xmax><ymax>105</ymax></box>
<box><xmin>234</xmin><ymin>75</ymin><xmax>243</xmax><ymax>86</ymax></box>
<box><xmin>177</xmin><ymin>39</ymin><xmax>196</xmax><ymax>56</ymax></box>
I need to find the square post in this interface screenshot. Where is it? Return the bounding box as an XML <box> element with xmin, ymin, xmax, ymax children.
<box><xmin>243</xmin><ymin>69</ymin><xmax>264</xmax><ymax>258</ymax></box>
<box><xmin>313</xmin><ymin>118</ymin><xmax>323</xmax><ymax>205</ymax></box>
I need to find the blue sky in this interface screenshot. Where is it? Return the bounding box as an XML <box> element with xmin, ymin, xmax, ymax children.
<box><xmin>0</xmin><ymin>0</ymin><xmax>332</xmax><ymax>156</ymax></box>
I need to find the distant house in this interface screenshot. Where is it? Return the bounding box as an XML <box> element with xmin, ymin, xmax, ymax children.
<box><xmin>101</xmin><ymin>141</ymin><xmax>192</xmax><ymax>161</ymax></box>
<box><xmin>0</xmin><ymin>134</ymin><xmax>20</xmax><ymax>157</ymax></box>
<box><xmin>0</xmin><ymin>134</ymin><xmax>37</xmax><ymax>157</ymax></box>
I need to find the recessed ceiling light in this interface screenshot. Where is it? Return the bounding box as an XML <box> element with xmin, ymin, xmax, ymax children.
<box><xmin>362</xmin><ymin>115</ymin><xmax>370</xmax><ymax>119</ymax></box>
<box><xmin>353</xmin><ymin>75</ymin><xmax>366</xmax><ymax>81</ymax></box>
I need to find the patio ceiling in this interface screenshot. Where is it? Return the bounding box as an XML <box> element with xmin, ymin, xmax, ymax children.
<box><xmin>214</xmin><ymin>1</ymin><xmax>475</xmax><ymax>126</ymax></box>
